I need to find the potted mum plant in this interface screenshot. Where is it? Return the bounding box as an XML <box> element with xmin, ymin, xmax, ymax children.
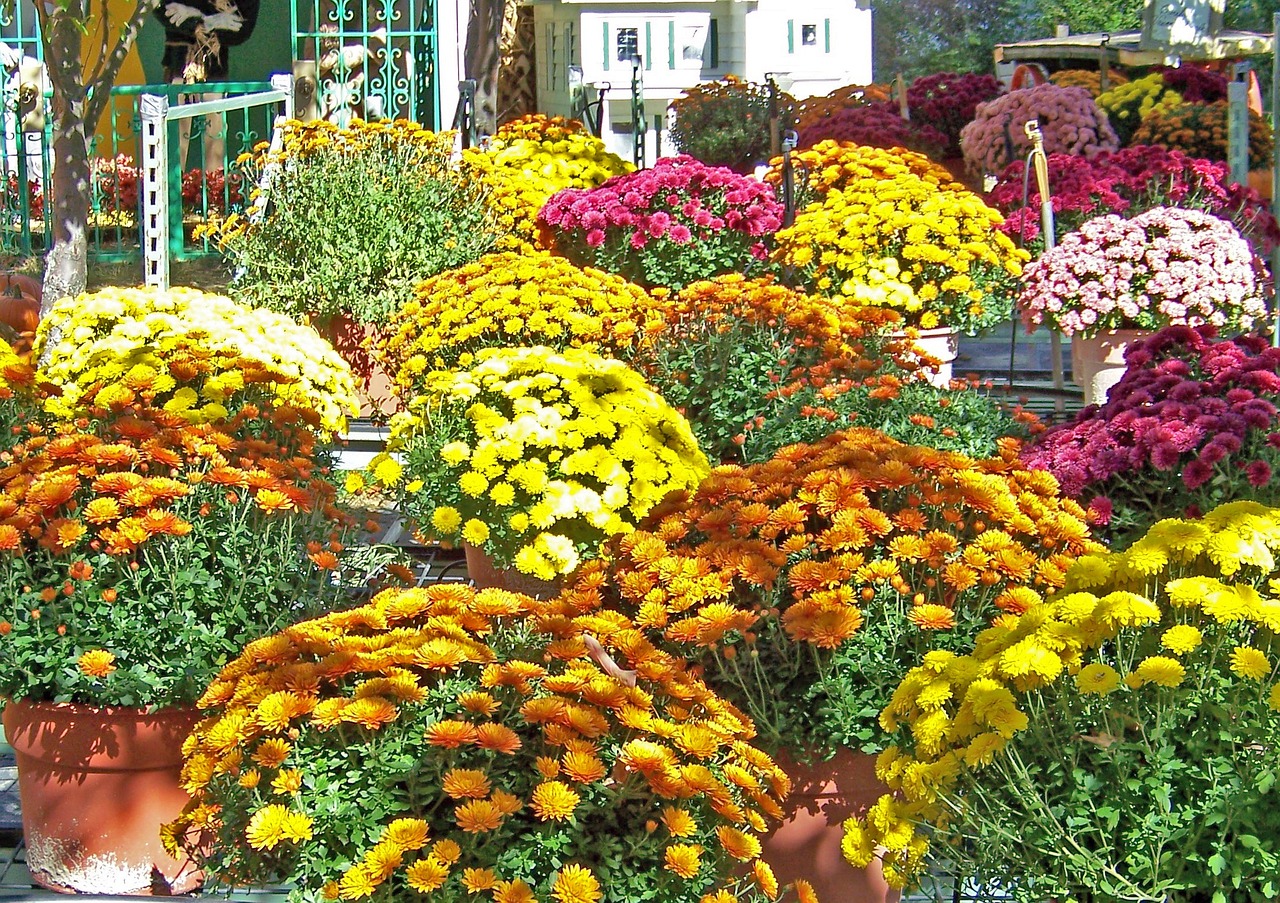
<box><xmin>846</xmin><ymin>502</ymin><xmax>1280</xmax><ymax>901</ymax></box>
<box><xmin>563</xmin><ymin>428</ymin><xmax>1098</xmax><ymax>900</ymax></box>
<box><xmin>537</xmin><ymin>155</ymin><xmax>784</xmax><ymax>291</ymax></box>
<box><xmin>0</xmin><ymin>287</ymin><xmax>358</xmax><ymax>895</ymax></box>
<box><xmin>1024</xmin><ymin>326</ymin><xmax>1280</xmax><ymax>544</ymax></box>
<box><xmin>1018</xmin><ymin>206</ymin><xmax>1269</xmax><ymax>406</ymax></box>
<box><xmin>365</xmin><ymin>346</ymin><xmax>709</xmax><ymax>593</ymax></box>
<box><xmin>669</xmin><ymin>76</ymin><xmax>796</xmax><ymax>173</ymax></box>
<box><xmin>769</xmin><ymin>141</ymin><xmax>1028</xmax><ymax>379</ymax></box>
<box><xmin>370</xmin><ymin>250</ymin><xmax>667</xmax><ymax>401</ymax></box>
<box><xmin>168</xmin><ymin>582</ymin><xmax>801</xmax><ymax>903</ymax></box>
<box><xmin>635</xmin><ymin>274</ymin><xmax>1038</xmax><ymax>463</ymax></box>
<box><xmin>205</xmin><ymin>118</ymin><xmax>502</xmax><ymax>416</ymax></box>
<box><xmin>959</xmin><ymin>84</ymin><xmax>1119</xmax><ymax>180</ymax></box>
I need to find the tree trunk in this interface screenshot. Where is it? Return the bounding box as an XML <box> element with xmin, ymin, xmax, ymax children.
<box><xmin>464</xmin><ymin>0</ymin><xmax>506</xmax><ymax>135</ymax></box>
<box><xmin>39</xmin><ymin>12</ymin><xmax>91</xmax><ymax>320</ymax></box>
<box><xmin>42</xmin><ymin>116</ymin><xmax>90</xmax><ymax>316</ymax></box>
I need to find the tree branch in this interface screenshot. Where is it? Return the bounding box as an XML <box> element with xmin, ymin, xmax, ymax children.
<box><xmin>87</xmin><ymin>0</ymin><xmax>162</xmax><ymax>127</ymax></box>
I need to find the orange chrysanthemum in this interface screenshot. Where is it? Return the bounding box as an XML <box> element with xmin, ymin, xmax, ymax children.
<box><xmin>77</xmin><ymin>649</ymin><xmax>117</xmax><ymax>678</ymax></box>
<box><xmin>454</xmin><ymin>799</ymin><xmax>503</xmax><ymax>833</ymax></box>
<box><xmin>441</xmin><ymin>768</ymin><xmax>492</xmax><ymax>799</ymax></box>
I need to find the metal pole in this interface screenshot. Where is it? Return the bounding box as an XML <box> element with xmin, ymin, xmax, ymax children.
<box><xmin>1026</xmin><ymin>119</ymin><xmax>1064</xmax><ymax>415</ymax></box>
<box><xmin>1228</xmin><ymin>79</ymin><xmax>1249</xmax><ymax>187</ymax></box>
<box><xmin>766</xmin><ymin>74</ymin><xmax>780</xmax><ymax>158</ymax></box>
<box><xmin>630</xmin><ymin>55</ymin><xmax>645</xmax><ymax>168</ymax></box>
<box><xmin>1272</xmin><ymin>13</ymin><xmax>1280</xmax><ymax>346</ymax></box>
<box><xmin>140</xmin><ymin>93</ymin><xmax>170</xmax><ymax>290</ymax></box>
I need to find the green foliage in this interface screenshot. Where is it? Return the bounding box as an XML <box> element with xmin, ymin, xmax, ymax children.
<box><xmin>872</xmin><ymin>0</ymin><xmax>1041</xmax><ymax>80</ymax></box>
<box><xmin>217</xmin><ymin>124</ymin><xmax>501</xmax><ymax>325</ymax></box>
<box><xmin>1034</xmin><ymin>0</ymin><xmax>1142</xmax><ymax>34</ymax></box>
<box><xmin>669</xmin><ymin>77</ymin><xmax>794</xmax><ymax>173</ymax></box>
<box><xmin>643</xmin><ymin>305</ymin><xmax>1036</xmax><ymax>465</ymax></box>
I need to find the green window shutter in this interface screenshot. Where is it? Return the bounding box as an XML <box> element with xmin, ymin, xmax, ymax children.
<box><xmin>786</xmin><ymin>19</ymin><xmax>794</xmax><ymax>53</ymax></box>
<box><xmin>709</xmin><ymin>18</ymin><xmax>719</xmax><ymax>67</ymax></box>
<box><xmin>603</xmin><ymin>21</ymin><xmax>610</xmax><ymax>71</ymax></box>
<box><xmin>645</xmin><ymin>21</ymin><xmax>652</xmax><ymax>69</ymax></box>
<box><xmin>824</xmin><ymin>18</ymin><xmax>831</xmax><ymax>52</ymax></box>
<box><xmin>668</xmin><ymin>20</ymin><xmax>675</xmax><ymax>68</ymax></box>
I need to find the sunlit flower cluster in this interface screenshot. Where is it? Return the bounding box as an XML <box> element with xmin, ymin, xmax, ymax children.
<box><xmin>461</xmin><ymin>115</ymin><xmax>633</xmax><ymax>250</ymax></box>
<box><xmin>372</xmin><ymin>252</ymin><xmax>666</xmax><ymax>397</ymax></box>
<box><xmin>34</xmin><ymin>287</ymin><xmax>357</xmax><ymax>435</ymax></box>
<box><xmin>168</xmin><ymin>583</ymin><xmax>791</xmax><ymax>903</ymax></box>
<box><xmin>1048</xmin><ymin>68</ymin><xmax>1129</xmax><ymax>98</ymax></box>
<box><xmin>563</xmin><ymin>427</ymin><xmax>1097</xmax><ymax>752</ymax></box>
<box><xmin>538</xmin><ymin>155</ymin><xmax>783</xmax><ymax>291</ymax></box>
<box><xmin>845</xmin><ymin>501</ymin><xmax>1280</xmax><ymax>892</ymax></box>
<box><xmin>1132</xmin><ymin>99</ymin><xmax>1275</xmax><ymax>170</ymax></box>
<box><xmin>652</xmin><ymin>274</ymin><xmax>922</xmax><ymax>368</ymax></box>
<box><xmin>368</xmin><ymin>347</ymin><xmax>709</xmax><ymax>580</ymax></box>
<box><xmin>0</xmin><ymin>402</ymin><xmax>347</xmax><ymax>706</ymax></box>
<box><xmin>770</xmin><ymin>142</ymin><xmax>1026</xmax><ymax>333</ymax></box>
<box><xmin>960</xmin><ymin>84</ymin><xmax>1119</xmax><ymax>178</ymax></box>
<box><xmin>1095</xmin><ymin>73</ymin><xmax>1184</xmax><ymax>145</ymax></box>
<box><xmin>1018</xmin><ymin>206</ymin><xmax>1267</xmax><ymax>338</ymax></box>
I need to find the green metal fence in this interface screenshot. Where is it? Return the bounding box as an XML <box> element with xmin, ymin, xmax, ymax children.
<box><xmin>0</xmin><ymin>81</ymin><xmax>277</xmax><ymax>263</ymax></box>
<box><xmin>291</xmin><ymin>0</ymin><xmax>440</xmax><ymax>129</ymax></box>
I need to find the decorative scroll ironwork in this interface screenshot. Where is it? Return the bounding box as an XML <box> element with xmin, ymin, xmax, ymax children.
<box><xmin>292</xmin><ymin>0</ymin><xmax>439</xmax><ymax>127</ymax></box>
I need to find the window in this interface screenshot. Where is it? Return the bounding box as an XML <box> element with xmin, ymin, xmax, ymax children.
<box><xmin>681</xmin><ymin>24</ymin><xmax>706</xmax><ymax>64</ymax></box>
<box><xmin>616</xmin><ymin>27</ymin><xmax>639</xmax><ymax>62</ymax></box>
<box><xmin>801</xmin><ymin>23</ymin><xmax>818</xmax><ymax>46</ymax></box>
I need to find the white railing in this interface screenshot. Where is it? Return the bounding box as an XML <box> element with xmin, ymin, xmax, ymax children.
<box><xmin>139</xmin><ymin>73</ymin><xmax>294</xmax><ymax>289</ymax></box>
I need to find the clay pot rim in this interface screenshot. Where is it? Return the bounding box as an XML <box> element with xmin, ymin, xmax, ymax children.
<box><xmin>4</xmin><ymin>696</ymin><xmax>199</xmax><ymax>718</ymax></box>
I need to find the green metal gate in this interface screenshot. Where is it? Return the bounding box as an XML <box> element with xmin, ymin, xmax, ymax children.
<box><xmin>291</xmin><ymin>0</ymin><xmax>440</xmax><ymax>128</ymax></box>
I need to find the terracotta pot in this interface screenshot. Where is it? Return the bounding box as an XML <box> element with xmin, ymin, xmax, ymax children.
<box><xmin>762</xmin><ymin>749</ymin><xmax>899</xmax><ymax>903</ymax></box>
<box><xmin>894</xmin><ymin>327</ymin><xmax>958</xmax><ymax>388</ymax></box>
<box><xmin>0</xmin><ymin>272</ymin><xmax>41</xmax><ymax>353</ymax></box>
<box><xmin>1070</xmin><ymin>329</ymin><xmax>1148</xmax><ymax>407</ymax></box>
<box><xmin>464</xmin><ymin>543</ymin><xmax>560</xmax><ymax>600</ymax></box>
<box><xmin>313</xmin><ymin>313</ymin><xmax>400</xmax><ymax>420</ymax></box>
<box><xmin>2</xmin><ymin>699</ymin><xmax>204</xmax><ymax>895</ymax></box>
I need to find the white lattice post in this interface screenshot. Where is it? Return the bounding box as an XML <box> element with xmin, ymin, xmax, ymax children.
<box><xmin>270</xmin><ymin>72</ymin><xmax>295</xmax><ymax>121</ymax></box>
<box><xmin>140</xmin><ymin>93</ymin><xmax>170</xmax><ymax>290</ymax></box>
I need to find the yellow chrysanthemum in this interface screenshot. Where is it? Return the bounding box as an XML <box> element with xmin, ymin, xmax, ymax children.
<box><xmin>1074</xmin><ymin>662</ymin><xmax>1120</xmax><ymax>695</ymax></box>
<box><xmin>1161</xmin><ymin>624</ymin><xmax>1203</xmax><ymax>654</ymax></box>
<box><xmin>531</xmin><ymin>780</ymin><xmax>580</xmax><ymax>821</ymax></box>
<box><xmin>552</xmin><ymin>863</ymin><xmax>602</xmax><ymax>903</ymax></box>
<box><xmin>1134</xmin><ymin>655</ymin><xmax>1186</xmax><ymax>688</ymax></box>
<box><xmin>1230</xmin><ymin>645</ymin><xmax>1271</xmax><ymax>681</ymax></box>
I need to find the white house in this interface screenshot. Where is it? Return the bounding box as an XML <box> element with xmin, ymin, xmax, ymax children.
<box><xmin>527</xmin><ymin>0</ymin><xmax>872</xmax><ymax>165</ymax></box>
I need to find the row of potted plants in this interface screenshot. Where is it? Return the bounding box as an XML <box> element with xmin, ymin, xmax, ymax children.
<box><xmin>9</xmin><ymin>87</ymin><xmax>1280</xmax><ymax>903</ymax></box>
